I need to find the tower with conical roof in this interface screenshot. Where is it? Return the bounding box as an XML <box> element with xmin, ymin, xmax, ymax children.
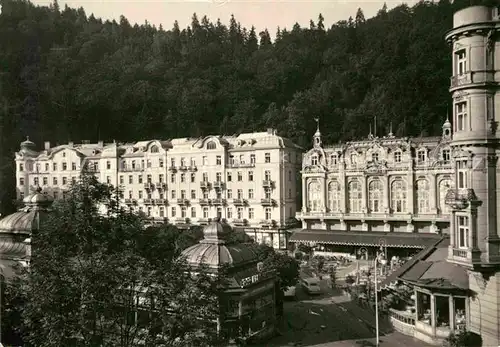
<box><xmin>15</xmin><ymin>137</ymin><xmax>39</xmax><ymax>198</ymax></box>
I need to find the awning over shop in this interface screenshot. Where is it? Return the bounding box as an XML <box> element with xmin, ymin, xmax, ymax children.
<box><xmin>289</xmin><ymin>229</ymin><xmax>442</xmax><ymax>249</ymax></box>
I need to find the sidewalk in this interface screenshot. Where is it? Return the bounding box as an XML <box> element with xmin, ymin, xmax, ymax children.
<box><xmin>308</xmin><ymin>332</ymin><xmax>434</xmax><ymax>347</ymax></box>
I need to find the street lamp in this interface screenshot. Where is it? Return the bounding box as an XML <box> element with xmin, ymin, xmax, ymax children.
<box><xmin>374</xmin><ymin>249</ymin><xmax>387</xmax><ymax>347</ymax></box>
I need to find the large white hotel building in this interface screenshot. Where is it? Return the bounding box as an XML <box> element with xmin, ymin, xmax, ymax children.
<box><xmin>14</xmin><ymin>129</ymin><xmax>302</xmax><ymax>249</ymax></box>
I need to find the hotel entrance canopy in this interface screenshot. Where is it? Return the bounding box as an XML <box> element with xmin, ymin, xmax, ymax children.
<box><xmin>289</xmin><ymin>230</ymin><xmax>442</xmax><ymax>249</ymax></box>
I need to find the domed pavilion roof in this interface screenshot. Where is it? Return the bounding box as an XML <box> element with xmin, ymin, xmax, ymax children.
<box><xmin>181</xmin><ymin>217</ymin><xmax>259</xmax><ymax>269</ymax></box>
<box><xmin>0</xmin><ymin>188</ymin><xmax>52</xmax><ymax>234</ymax></box>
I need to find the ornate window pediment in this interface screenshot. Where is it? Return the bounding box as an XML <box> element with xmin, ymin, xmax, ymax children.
<box><xmin>452</xmin><ymin>148</ymin><xmax>472</xmax><ymax>160</ymax></box>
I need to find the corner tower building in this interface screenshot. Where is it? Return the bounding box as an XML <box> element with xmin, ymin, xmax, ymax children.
<box><xmin>445</xmin><ymin>5</ymin><xmax>500</xmax><ymax>345</ymax></box>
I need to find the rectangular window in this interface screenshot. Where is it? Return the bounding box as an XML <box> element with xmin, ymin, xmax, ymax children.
<box><xmin>146</xmin><ymin>160</ymin><xmax>152</xmax><ymax>168</ymax></box>
<box><xmin>53</xmin><ymin>163</ymin><xmax>57</xmax><ymax>171</ymax></box>
<box><xmin>237</xmin><ymin>172</ymin><xmax>242</xmax><ymax>181</ymax></box>
<box><xmin>53</xmin><ymin>177</ymin><xmax>58</xmax><ymax>185</ymax></box>
<box><xmin>216</xmin><ymin>172</ymin><xmax>222</xmax><ymax>182</ymax></box>
<box><xmin>237</xmin><ymin>189</ymin><xmax>243</xmax><ymax>199</ymax></box>
<box><xmin>456</xmin><ymin>49</ymin><xmax>467</xmax><ymax>75</ymax></box>
<box><xmin>288</xmin><ymin>170</ymin><xmax>292</xmax><ymax>181</ymax></box>
<box><xmin>180</xmin><ymin>158</ymin><xmax>186</xmax><ymax>167</ymax></box>
<box><xmin>203</xmin><ymin>207</ymin><xmax>209</xmax><ymax>218</ymax></box>
<box><xmin>171</xmin><ymin>174</ymin><xmax>175</xmax><ymax>183</ymax></box>
<box><xmin>417</xmin><ymin>150</ymin><xmax>426</xmax><ymax>164</ymax></box>
<box><xmin>180</xmin><ymin>173</ymin><xmax>185</xmax><ymax>183</ymax></box>
<box><xmin>138</xmin><ymin>175</ymin><xmax>143</xmax><ymax>184</ymax></box>
<box><xmin>442</xmin><ymin>149</ymin><xmax>451</xmax><ymax>164</ymax></box>
<box><xmin>457</xmin><ymin>160</ymin><xmax>468</xmax><ymax>189</ymax></box>
<box><xmin>330</xmin><ymin>155</ymin><xmax>338</xmax><ymax>165</ymax></box>
<box><xmin>456</xmin><ymin>102</ymin><xmax>467</xmax><ymax>132</ymax></box>
<box><xmin>216</xmin><ymin>156</ymin><xmax>222</xmax><ymax>165</ymax></box>
<box><xmin>159</xmin><ymin>207</ymin><xmax>165</xmax><ymax>217</ymax></box>
<box><xmin>227</xmin><ymin>189</ymin><xmax>232</xmax><ymax>199</ymax></box>
<box><xmin>203</xmin><ymin>156</ymin><xmax>208</xmax><ymax>166</ymax></box>
<box><xmin>227</xmin><ymin>208</ymin><xmax>232</xmax><ymax>219</ymax></box>
<box><xmin>237</xmin><ymin>207</ymin><xmax>243</xmax><ymax>219</ymax></box>
<box><xmin>248</xmin><ymin>171</ymin><xmax>254</xmax><ymax>181</ymax></box>
<box><xmin>62</xmin><ymin>177</ymin><xmax>67</xmax><ymax>185</ymax></box>
<box><xmin>19</xmin><ymin>163</ymin><xmax>24</xmax><ymax>172</ymax></box>
<box><xmin>170</xmin><ymin>158</ymin><xmax>175</xmax><ymax>167</ymax></box>
<box><xmin>227</xmin><ymin>172</ymin><xmax>232</xmax><ymax>182</ymax></box>
<box><xmin>248</xmin><ymin>208</ymin><xmax>254</xmax><ymax>219</ymax></box>
<box><xmin>139</xmin><ymin>191</ymin><xmax>143</xmax><ymax>199</ymax></box>
<box><xmin>33</xmin><ymin>177</ymin><xmax>39</xmax><ymax>186</ymax></box>
<box><xmin>159</xmin><ymin>159</ymin><xmax>164</xmax><ymax>168</ymax></box>
<box><xmin>264</xmin><ymin>170</ymin><xmax>271</xmax><ymax>181</ymax></box>
<box><xmin>250</xmin><ymin>154</ymin><xmax>256</xmax><ymax>164</ymax></box>
<box><xmin>181</xmin><ymin>190</ymin><xmax>186</xmax><ymax>199</ymax></box>
<box><xmin>45</xmin><ymin>163</ymin><xmax>49</xmax><ymax>171</ymax></box>
<box><xmin>191</xmin><ymin>190</ymin><xmax>196</xmax><ymax>199</ymax></box>
<box><xmin>181</xmin><ymin>207</ymin><xmax>187</xmax><ymax>218</ymax></box>
<box><xmin>19</xmin><ymin>178</ymin><xmax>24</xmax><ymax>186</ymax></box>
<box><xmin>43</xmin><ymin>177</ymin><xmax>48</xmax><ymax>185</ymax></box>
<box><xmin>458</xmin><ymin>216</ymin><xmax>469</xmax><ymax>249</ymax></box>
<box><xmin>248</xmin><ymin>189</ymin><xmax>254</xmax><ymax>199</ymax></box>
<box><xmin>171</xmin><ymin>190</ymin><xmax>176</xmax><ymax>199</ymax></box>
<box><xmin>190</xmin><ymin>172</ymin><xmax>196</xmax><ymax>183</ymax></box>
<box><xmin>106</xmin><ymin>161</ymin><xmax>111</xmax><ymax>170</ymax></box>
<box><xmin>265</xmin><ymin>153</ymin><xmax>271</xmax><ymax>163</ymax></box>
<box><xmin>62</xmin><ymin>162</ymin><xmax>67</xmax><ymax>171</ymax></box>
<box><xmin>265</xmin><ymin>207</ymin><xmax>272</xmax><ymax>220</ymax></box>
<box><xmin>129</xmin><ymin>175</ymin><xmax>133</xmax><ymax>184</ymax></box>
<box><xmin>72</xmin><ymin>162</ymin><xmax>77</xmax><ymax>170</ymax></box>
<box><xmin>147</xmin><ymin>174</ymin><xmax>152</xmax><ymax>183</ymax></box>
<box><xmin>106</xmin><ymin>176</ymin><xmax>111</xmax><ymax>184</ymax></box>
<box><xmin>202</xmin><ymin>172</ymin><xmax>208</xmax><ymax>182</ymax></box>
<box><xmin>191</xmin><ymin>207</ymin><xmax>196</xmax><ymax>218</ymax></box>
<box><xmin>171</xmin><ymin>207</ymin><xmax>176</xmax><ymax>217</ymax></box>
<box><xmin>119</xmin><ymin>176</ymin><xmax>124</xmax><ymax>184</ymax></box>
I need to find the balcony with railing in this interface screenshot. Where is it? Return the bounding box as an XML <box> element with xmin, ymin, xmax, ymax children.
<box><xmin>199</xmin><ymin>198</ymin><xmax>211</xmax><ymax>206</ymax></box>
<box><xmin>262</xmin><ymin>180</ymin><xmax>275</xmax><ymax>188</ymax></box>
<box><xmin>176</xmin><ymin>198</ymin><xmax>189</xmax><ymax>205</ymax></box>
<box><xmin>297</xmin><ymin>211</ymin><xmax>449</xmax><ymax>223</ymax></box>
<box><xmin>179</xmin><ymin>165</ymin><xmax>188</xmax><ymax>171</ymax></box>
<box><xmin>168</xmin><ymin>166</ymin><xmax>177</xmax><ymax>172</ymax></box>
<box><xmin>212</xmin><ymin>198</ymin><xmax>226</xmax><ymax>206</ymax></box>
<box><xmin>156</xmin><ymin>182</ymin><xmax>167</xmax><ymax>190</ymax></box>
<box><xmin>200</xmin><ymin>181</ymin><xmax>211</xmax><ymax>190</ymax></box>
<box><xmin>143</xmin><ymin>182</ymin><xmax>155</xmax><ymax>190</ymax></box>
<box><xmin>119</xmin><ymin>166</ymin><xmax>144</xmax><ymax>172</ymax></box>
<box><xmin>143</xmin><ymin>199</ymin><xmax>154</xmax><ymax>205</ymax></box>
<box><xmin>213</xmin><ymin>181</ymin><xmax>224</xmax><ymax>190</ymax></box>
<box><xmin>228</xmin><ymin>162</ymin><xmax>256</xmax><ymax>168</ymax></box>
<box><xmin>450</xmin><ymin>72</ymin><xmax>472</xmax><ymax>89</ymax></box>
<box><xmin>260</xmin><ymin>198</ymin><xmax>276</xmax><ymax>207</ymax></box>
<box><xmin>124</xmin><ymin>199</ymin><xmax>134</xmax><ymax>205</ymax></box>
<box><xmin>232</xmin><ymin>199</ymin><xmax>247</xmax><ymax>206</ymax></box>
<box><xmin>155</xmin><ymin>198</ymin><xmax>167</xmax><ymax>205</ymax></box>
<box><xmin>188</xmin><ymin>165</ymin><xmax>197</xmax><ymax>172</ymax></box>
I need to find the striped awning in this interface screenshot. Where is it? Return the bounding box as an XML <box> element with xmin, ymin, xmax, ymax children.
<box><xmin>289</xmin><ymin>229</ymin><xmax>442</xmax><ymax>249</ymax></box>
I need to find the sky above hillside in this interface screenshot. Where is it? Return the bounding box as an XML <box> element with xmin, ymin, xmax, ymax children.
<box><xmin>31</xmin><ymin>0</ymin><xmax>421</xmax><ymax>38</ymax></box>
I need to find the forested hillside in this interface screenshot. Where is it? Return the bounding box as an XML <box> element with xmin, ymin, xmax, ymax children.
<box><xmin>0</xmin><ymin>0</ymin><xmax>494</xmax><ymax>213</ymax></box>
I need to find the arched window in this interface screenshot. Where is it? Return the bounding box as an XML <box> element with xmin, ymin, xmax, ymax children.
<box><xmin>308</xmin><ymin>180</ymin><xmax>322</xmax><ymax>211</ymax></box>
<box><xmin>368</xmin><ymin>179</ymin><xmax>382</xmax><ymax>213</ymax></box>
<box><xmin>416</xmin><ymin>179</ymin><xmax>430</xmax><ymax>214</ymax></box>
<box><xmin>207</xmin><ymin>141</ymin><xmax>216</xmax><ymax>150</ymax></box>
<box><xmin>150</xmin><ymin>145</ymin><xmax>159</xmax><ymax>153</ymax></box>
<box><xmin>439</xmin><ymin>178</ymin><xmax>454</xmax><ymax>214</ymax></box>
<box><xmin>391</xmin><ymin>179</ymin><xmax>407</xmax><ymax>213</ymax></box>
<box><xmin>328</xmin><ymin>181</ymin><xmax>340</xmax><ymax>212</ymax></box>
<box><xmin>348</xmin><ymin>180</ymin><xmax>362</xmax><ymax>213</ymax></box>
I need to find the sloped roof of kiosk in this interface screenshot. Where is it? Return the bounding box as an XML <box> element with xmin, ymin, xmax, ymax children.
<box><xmin>0</xmin><ymin>187</ymin><xmax>53</xmax><ymax>234</ymax></box>
<box><xmin>181</xmin><ymin>217</ymin><xmax>259</xmax><ymax>269</ymax></box>
<box><xmin>380</xmin><ymin>237</ymin><xmax>469</xmax><ymax>290</ymax></box>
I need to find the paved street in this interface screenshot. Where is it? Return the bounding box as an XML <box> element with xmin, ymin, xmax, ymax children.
<box><xmin>266</xmin><ymin>267</ymin><xmax>430</xmax><ymax>347</ymax></box>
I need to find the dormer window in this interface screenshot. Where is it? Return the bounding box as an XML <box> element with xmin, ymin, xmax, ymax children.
<box><xmin>394</xmin><ymin>151</ymin><xmax>402</xmax><ymax>163</ymax></box>
<box><xmin>371</xmin><ymin>153</ymin><xmax>379</xmax><ymax>162</ymax></box>
<box><xmin>150</xmin><ymin>145</ymin><xmax>159</xmax><ymax>153</ymax></box>
<box><xmin>207</xmin><ymin>141</ymin><xmax>216</xmax><ymax>150</ymax></box>
<box><xmin>311</xmin><ymin>155</ymin><xmax>318</xmax><ymax>166</ymax></box>
<box><xmin>330</xmin><ymin>154</ymin><xmax>338</xmax><ymax>166</ymax></box>
<box><xmin>442</xmin><ymin>149</ymin><xmax>451</xmax><ymax>164</ymax></box>
<box><xmin>417</xmin><ymin>150</ymin><xmax>426</xmax><ymax>164</ymax></box>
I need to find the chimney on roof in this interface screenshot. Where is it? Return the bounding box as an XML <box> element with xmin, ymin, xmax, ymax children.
<box><xmin>44</xmin><ymin>141</ymin><xmax>50</xmax><ymax>150</ymax></box>
<box><xmin>68</xmin><ymin>141</ymin><xmax>74</xmax><ymax>147</ymax></box>
<box><xmin>267</xmin><ymin>128</ymin><xmax>273</xmax><ymax>134</ymax></box>
<box><xmin>98</xmin><ymin>140</ymin><xmax>104</xmax><ymax>147</ymax></box>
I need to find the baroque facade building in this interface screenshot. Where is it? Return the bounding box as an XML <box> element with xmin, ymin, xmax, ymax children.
<box><xmin>14</xmin><ymin>129</ymin><xmax>302</xmax><ymax>249</ymax></box>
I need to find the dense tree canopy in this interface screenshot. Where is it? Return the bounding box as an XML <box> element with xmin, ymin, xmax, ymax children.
<box><xmin>0</xmin><ymin>0</ymin><xmax>495</xmax><ymax>214</ymax></box>
<box><xmin>10</xmin><ymin>174</ymin><xmax>226</xmax><ymax>347</ymax></box>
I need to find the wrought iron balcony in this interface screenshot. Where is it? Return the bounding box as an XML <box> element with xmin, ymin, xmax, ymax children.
<box><xmin>176</xmin><ymin>198</ymin><xmax>189</xmax><ymax>205</ymax></box>
<box><xmin>213</xmin><ymin>181</ymin><xmax>224</xmax><ymax>190</ymax></box>
<box><xmin>144</xmin><ymin>182</ymin><xmax>155</xmax><ymax>190</ymax></box>
<box><xmin>168</xmin><ymin>166</ymin><xmax>177</xmax><ymax>172</ymax></box>
<box><xmin>200</xmin><ymin>181</ymin><xmax>211</xmax><ymax>189</ymax></box>
<box><xmin>156</xmin><ymin>182</ymin><xmax>167</xmax><ymax>190</ymax></box>
<box><xmin>260</xmin><ymin>198</ymin><xmax>276</xmax><ymax>207</ymax></box>
<box><xmin>228</xmin><ymin>162</ymin><xmax>255</xmax><ymax>168</ymax></box>
<box><xmin>262</xmin><ymin>180</ymin><xmax>274</xmax><ymax>188</ymax></box>
<box><xmin>212</xmin><ymin>198</ymin><xmax>226</xmax><ymax>206</ymax></box>
<box><xmin>188</xmin><ymin>165</ymin><xmax>197</xmax><ymax>172</ymax></box>
<box><xmin>199</xmin><ymin>198</ymin><xmax>211</xmax><ymax>206</ymax></box>
<box><xmin>143</xmin><ymin>199</ymin><xmax>154</xmax><ymax>205</ymax></box>
<box><xmin>155</xmin><ymin>198</ymin><xmax>167</xmax><ymax>205</ymax></box>
<box><xmin>232</xmin><ymin>199</ymin><xmax>247</xmax><ymax>206</ymax></box>
<box><xmin>120</xmin><ymin>166</ymin><xmax>144</xmax><ymax>172</ymax></box>
<box><xmin>179</xmin><ymin>165</ymin><xmax>188</xmax><ymax>171</ymax></box>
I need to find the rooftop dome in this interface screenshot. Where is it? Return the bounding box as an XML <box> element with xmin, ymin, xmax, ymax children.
<box><xmin>180</xmin><ymin>217</ymin><xmax>259</xmax><ymax>269</ymax></box>
<box><xmin>0</xmin><ymin>187</ymin><xmax>52</xmax><ymax>235</ymax></box>
<box><xmin>20</xmin><ymin>136</ymin><xmax>35</xmax><ymax>149</ymax></box>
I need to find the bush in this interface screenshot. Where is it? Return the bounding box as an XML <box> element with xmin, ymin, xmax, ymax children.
<box><xmin>444</xmin><ymin>331</ymin><xmax>482</xmax><ymax>347</ymax></box>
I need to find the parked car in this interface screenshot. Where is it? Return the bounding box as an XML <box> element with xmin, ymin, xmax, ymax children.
<box><xmin>283</xmin><ymin>285</ymin><xmax>297</xmax><ymax>299</ymax></box>
<box><xmin>301</xmin><ymin>277</ymin><xmax>322</xmax><ymax>295</ymax></box>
